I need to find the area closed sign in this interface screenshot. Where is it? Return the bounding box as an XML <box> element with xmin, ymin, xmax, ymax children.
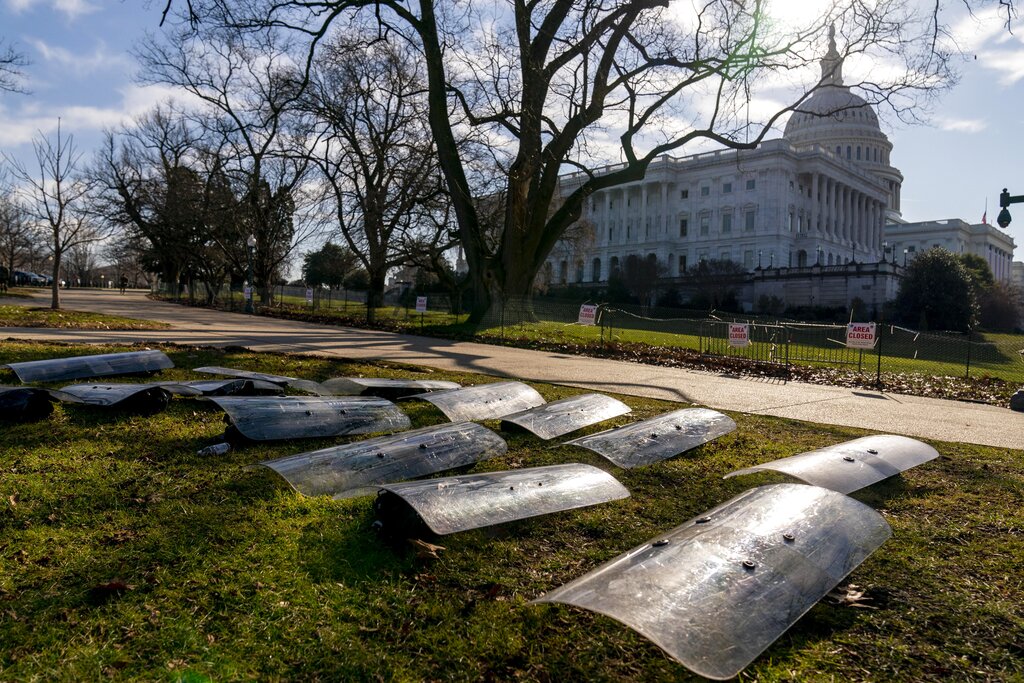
<box><xmin>415</xmin><ymin>296</ymin><xmax>428</xmax><ymax>313</ymax></box>
<box><xmin>728</xmin><ymin>323</ymin><xmax>750</xmax><ymax>348</ymax></box>
<box><xmin>578</xmin><ymin>304</ymin><xmax>598</xmax><ymax>326</ymax></box>
<box><xmin>846</xmin><ymin>322</ymin><xmax>877</xmax><ymax>349</ymax></box>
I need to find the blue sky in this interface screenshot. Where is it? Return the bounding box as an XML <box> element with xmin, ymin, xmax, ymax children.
<box><xmin>1</xmin><ymin>0</ymin><xmax>1023</xmax><ymax>253</ymax></box>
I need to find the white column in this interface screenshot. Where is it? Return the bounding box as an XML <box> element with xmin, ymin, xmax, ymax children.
<box><xmin>810</xmin><ymin>173</ymin><xmax>820</xmax><ymax>237</ymax></box>
<box><xmin>641</xmin><ymin>183</ymin><xmax>648</xmax><ymax>242</ymax></box>
<box><xmin>661</xmin><ymin>182</ymin><xmax>668</xmax><ymax>236</ymax></box>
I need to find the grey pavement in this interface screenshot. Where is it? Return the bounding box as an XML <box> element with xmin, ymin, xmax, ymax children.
<box><xmin>3</xmin><ymin>288</ymin><xmax>1023</xmax><ymax>450</ymax></box>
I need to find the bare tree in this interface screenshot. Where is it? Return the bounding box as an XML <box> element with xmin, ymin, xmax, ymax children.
<box><xmin>304</xmin><ymin>31</ymin><xmax>451</xmax><ymax>321</ymax></box>
<box><xmin>136</xmin><ymin>27</ymin><xmax>321</xmax><ymax>305</ymax></box>
<box><xmin>5</xmin><ymin>121</ymin><xmax>106</xmax><ymax>309</ymax></box>
<box><xmin>163</xmin><ymin>0</ymin><xmax>1009</xmax><ymax>320</ymax></box>
<box><xmin>65</xmin><ymin>242</ymin><xmax>98</xmax><ymax>287</ymax></box>
<box><xmin>0</xmin><ymin>38</ymin><xmax>29</xmax><ymax>94</ymax></box>
<box><xmin>102</xmin><ymin>235</ymin><xmax>154</xmax><ymax>289</ymax></box>
<box><xmin>0</xmin><ymin>168</ymin><xmax>36</xmax><ymax>286</ymax></box>
<box><xmin>93</xmin><ymin>106</ymin><xmax>205</xmax><ymax>291</ymax></box>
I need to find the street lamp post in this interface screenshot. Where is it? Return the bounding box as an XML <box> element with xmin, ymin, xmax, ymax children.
<box><xmin>997</xmin><ymin>187</ymin><xmax>1024</xmax><ymax>229</ymax></box>
<box><xmin>245</xmin><ymin>234</ymin><xmax>256</xmax><ymax>314</ymax></box>
<box><xmin>997</xmin><ymin>188</ymin><xmax>1024</xmax><ymax>412</ymax></box>
<box><xmin>757</xmin><ymin>249</ymin><xmax>762</xmax><ymax>269</ymax></box>
<box><xmin>903</xmin><ymin>248</ymin><xmax>908</xmax><ymax>267</ymax></box>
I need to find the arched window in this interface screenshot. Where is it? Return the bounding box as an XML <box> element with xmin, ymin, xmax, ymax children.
<box><xmin>591</xmin><ymin>257</ymin><xmax>602</xmax><ymax>282</ymax></box>
<box><xmin>856</xmin><ymin>146</ymin><xmax>861</xmax><ymax>160</ymax></box>
<box><xmin>797</xmin><ymin>250</ymin><xmax>808</xmax><ymax>267</ymax></box>
<box><xmin>559</xmin><ymin>260</ymin><xmax>568</xmax><ymax>284</ymax></box>
<box><xmin>575</xmin><ymin>260</ymin><xmax>584</xmax><ymax>283</ymax></box>
<box><xmin>846</xmin><ymin>146</ymin><xmax>852</xmax><ymax>159</ymax></box>
<box><xmin>836</xmin><ymin>145</ymin><xmax>841</xmax><ymax>156</ymax></box>
<box><xmin>610</xmin><ymin>256</ymin><xmax>620</xmax><ymax>277</ymax></box>
<box><xmin>874</xmin><ymin>148</ymin><xmax>879</xmax><ymax>162</ymax></box>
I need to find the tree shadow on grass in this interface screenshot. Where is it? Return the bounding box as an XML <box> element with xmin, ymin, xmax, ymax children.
<box><xmin>294</xmin><ymin>507</ymin><xmax>414</xmax><ymax>585</ymax></box>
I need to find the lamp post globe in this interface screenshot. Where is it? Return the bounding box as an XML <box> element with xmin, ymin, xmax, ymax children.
<box><xmin>997</xmin><ymin>208</ymin><xmax>1011</xmax><ymax>229</ymax></box>
<box><xmin>245</xmin><ymin>234</ymin><xmax>256</xmax><ymax>314</ymax></box>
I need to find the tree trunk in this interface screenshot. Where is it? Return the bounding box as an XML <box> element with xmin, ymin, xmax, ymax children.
<box><xmin>466</xmin><ymin>247</ymin><xmax>543</xmax><ymax>324</ymax></box>
<box><xmin>50</xmin><ymin>255</ymin><xmax>61</xmax><ymax>310</ymax></box>
<box><xmin>366</xmin><ymin>271</ymin><xmax>387</xmax><ymax>325</ymax></box>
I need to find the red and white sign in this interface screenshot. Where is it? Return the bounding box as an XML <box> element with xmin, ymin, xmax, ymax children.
<box><xmin>578</xmin><ymin>304</ymin><xmax>598</xmax><ymax>326</ymax></box>
<box><xmin>846</xmin><ymin>322</ymin><xmax>877</xmax><ymax>349</ymax></box>
<box><xmin>305</xmin><ymin>287</ymin><xmax>314</xmax><ymax>304</ymax></box>
<box><xmin>415</xmin><ymin>296</ymin><xmax>428</xmax><ymax>313</ymax></box>
<box><xmin>728</xmin><ymin>323</ymin><xmax>750</xmax><ymax>348</ymax></box>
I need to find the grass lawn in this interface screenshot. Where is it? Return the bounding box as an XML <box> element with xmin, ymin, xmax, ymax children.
<box><xmin>3</xmin><ymin>341</ymin><xmax>1019</xmax><ymax>681</ymax></box>
<box><xmin>0</xmin><ymin>305</ymin><xmax>170</xmax><ymax>330</ymax></box>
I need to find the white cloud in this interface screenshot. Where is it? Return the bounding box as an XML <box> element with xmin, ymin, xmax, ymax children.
<box><xmin>0</xmin><ymin>83</ymin><xmax>199</xmax><ymax>147</ymax></box>
<box><xmin>28</xmin><ymin>38</ymin><xmax>133</xmax><ymax>75</ymax></box>
<box><xmin>4</xmin><ymin>0</ymin><xmax>98</xmax><ymax>19</ymax></box>
<box><xmin>975</xmin><ymin>48</ymin><xmax>1024</xmax><ymax>86</ymax></box>
<box><xmin>934</xmin><ymin>116</ymin><xmax>987</xmax><ymax>133</ymax></box>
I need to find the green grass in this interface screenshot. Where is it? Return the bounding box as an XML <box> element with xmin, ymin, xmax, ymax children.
<box><xmin>164</xmin><ymin>292</ymin><xmax>1024</xmax><ymax>386</ymax></box>
<box><xmin>0</xmin><ymin>341</ymin><xmax>1021</xmax><ymax>681</ymax></box>
<box><xmin>0</xmin><ymin>305</ymin><xmax>170</xmax><ymax>330</ymax></box>
<box><xmin>0</xmin><ymin>288</ymin><xmax>34</xmax><ymax>299</ymax></box>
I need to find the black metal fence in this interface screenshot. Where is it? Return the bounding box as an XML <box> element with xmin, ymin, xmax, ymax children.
<box><xmin>154</xmin><ymin>282</ymin><xmax>468</xmax><ymax>325</ymax></box>
<box><xmin>481</xmin><ymin>297</ymin><xmax>1024</xmax><ymax>386</ymax></box>
<box><xmin>154</xmin><ymin>284</ymin><xmax>1024</xmax><ymax>386</ymax></box>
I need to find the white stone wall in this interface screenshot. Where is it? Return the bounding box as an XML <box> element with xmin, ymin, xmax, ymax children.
<box><xmin>882</xmin><ymin>219</ymin><xmax>1017</xmax><ymax>281</ymax></box>
<box><xmin>548</xmin><ymin>139</ymin><xmax>890</xmax><ymax>291</ymax></box>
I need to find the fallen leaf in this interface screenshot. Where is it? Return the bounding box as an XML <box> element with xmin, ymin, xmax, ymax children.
<box><xmin>409</xmin><ymin>538</ymin><xmax>446</xmax><ymax>559</ymax></box>
<box><xmin>827</xmin><ymin>583</ymin><xmax>877</xmax><ymax>609</ymax></box>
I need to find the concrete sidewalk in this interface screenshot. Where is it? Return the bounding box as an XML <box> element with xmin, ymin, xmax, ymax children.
<box><xmin>3</xmin><ymin>288</ymin><xmax>1022</xmax><ymax>449</ymax></box>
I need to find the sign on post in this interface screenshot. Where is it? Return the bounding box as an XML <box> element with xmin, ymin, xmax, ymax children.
<box><xmin>578</xmin><ymin>304</ymin><xmax>598</xmax><ymax>326</ymax></box>
<box><xmin>846</xmin><ymin>322</ymin><xmax>877</xmax><ymax>349</ymax></box>
<box><xmin>415</xmin><ymin>296</ymin><xmax>428</xmax><ymax>313</ymax></box>
<box><xmin>243</xmin><ymin>286</ymin><xmax>252</xmax><ymax>301</ymax></box>
<box><xmin>305</xmin><ymin>288</ymin><xmax>314</xmax><ymax>304</ymax></box>
<box><xmin>728</xmin><ymin>323</ymin><xmax>750</xmax><ymax>348</ymax></box>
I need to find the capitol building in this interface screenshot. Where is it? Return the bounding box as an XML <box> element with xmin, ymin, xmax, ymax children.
<box><xmin>547</xmin><ymin>28</ymin><xmax>1014</xmax><ymax>310</ymax></box>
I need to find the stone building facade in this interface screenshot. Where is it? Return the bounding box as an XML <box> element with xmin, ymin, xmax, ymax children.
<box><xmin>545</xmin><ymin>27</ymin><xmax>905</xmax><ymax>308</ymax></box>
<box><xmin>881</xmin><ymin>218</ymin><xmax>1016</xmax><ymax>281</ymax></box>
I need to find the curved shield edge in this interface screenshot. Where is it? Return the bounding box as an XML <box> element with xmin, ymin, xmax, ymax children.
<box><xmin>375</xmin><ymin>463</ymin><xmax>630</xmax><ymax>535</ymax></box>
<box><xmin>723</xmin><ymin>435</ymin><xmax>939</xmax><ymax>494</ymax></box>
<box><xmin>500</xmin><ymin>393</ymin><xmax>631</xmax><ymax>440</ymax></box>
<box><xmin>259</xmin><ymin>421</ymin><xmax>507</xmax><ymax>498</ymax></box>
<box><xmin>403</xmin><ymin>381</ymin><xmax>546</xmax><ymax>422</ymax></box>
<box><xmin>531</xmin><ymin>483</ymin><xmax>891</xmax><ymax>680</ymax></box>
<box><xmin>4</xmin><ymin>350</ymin><xmax>173</xmax><ymax>383</ymax></box>
<box><xmin>566</xmin><ymin>408</ymin><xmax>736</xmax><ymax>468</ymax></box>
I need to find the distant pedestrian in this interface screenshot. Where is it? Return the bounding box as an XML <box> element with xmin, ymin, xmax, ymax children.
<box><xmin>119</xmin><ymin>275</ymin><xmax>128</xmax><ymax>294</ymax></box>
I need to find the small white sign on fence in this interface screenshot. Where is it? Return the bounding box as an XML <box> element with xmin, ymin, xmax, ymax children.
<box><xmin>846</xmin><ymin>322</ymin><xmax>877</xmax><ymax>349</ymax></box>
<box><xmin>415</xmin><ymin>296</ymin><xmax>428</xmax><ymax>313</ymax></box>
<box><xmin>305</xmin><ymin>288</ymin><xmax>314</xmax><ymax>304</ymax></box>
<box><xmin>728</xmin><ymin>323</ymin><xmax>751</xmax><ymax>348</ymax></box>
<box><xmin>578</xmin><ymin>303</ymin><xmax>598</xmax><ymax>326</ymax></box>
<box><xmin>243</xmin><ymin>286</ymin><xmax>252</xmax><ymax>301</ymax></box>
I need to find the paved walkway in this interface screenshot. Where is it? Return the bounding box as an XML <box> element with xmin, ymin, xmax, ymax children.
<box><xmin>3</xmin><ymin>288</ymin><xmax>1023</xmax><ymax>449</ymax></box>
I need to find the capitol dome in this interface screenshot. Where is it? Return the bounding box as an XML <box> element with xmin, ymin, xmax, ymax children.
<box><xmin>783</xmin><ymin>25</ymin><xmax>903</xmax><ymax>218</ymax></box>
